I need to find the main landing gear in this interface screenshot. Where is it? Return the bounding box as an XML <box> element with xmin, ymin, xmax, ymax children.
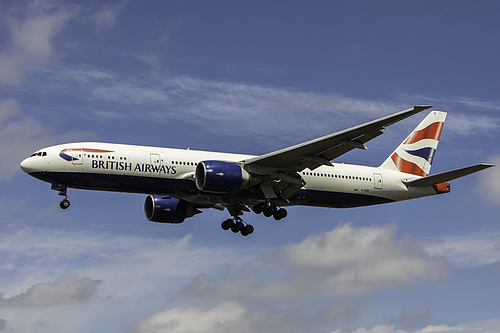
<box><xmin>220</xmin><ymin>201</ymin><xmax>288</xmax><ymax>236</ymax></box>
<box><xmin>221</xmin><ymin>204</ymin><xmax>255</xmax><ymax>236</ymax></box>
<box><xmin>221</xmin><ymin>218</ymin><xmax>254</xmax><ymax>236</ymax></box>
<box><xmin>252</xmin><ymin>202</ymin><xmax>287</xmax><ymax>220</ymax></box>
<box><xmin>52</xmin><ymin>183</ymin><xmax>70</xmax><ymax>210</ymax></box>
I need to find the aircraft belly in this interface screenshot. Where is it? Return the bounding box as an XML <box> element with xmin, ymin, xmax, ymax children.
<box><xmin>305</xmin><ymin>189</ymin><xmax>394</xmax><ymax>208</ymax></box>
<box><xmin>30</xmin><ymin>171</ymin><xmax>396</xmax><ymax>209</ymax></box>
<box><xmin>29</xmin><ymin>171</ymin><xmax>197</xmax><ymax>195</ymax></box>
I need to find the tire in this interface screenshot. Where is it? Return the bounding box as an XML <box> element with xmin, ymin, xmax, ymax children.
<box><xmin>231</xmin><ymin>221</ymin><xmax>244</xmax><ymax>233</ymax></box>
<box><xmin>221</xmin><ymin>219</ymin><xmax>234</xmax><ymax>230</ymax></box>
<box><xmin>273</xmin><ymin>208</ymin><xmax>287</xmax><ymax>220</ymax></box>
<box><xmin>60</xmin><ymin>199</ymin><xmax>70</xmax><ymax>209</ymax></box>
<box><xmin>253</xmin><ymin>203</ymin><xmax>265</xmax><ymax>214</ymax></box>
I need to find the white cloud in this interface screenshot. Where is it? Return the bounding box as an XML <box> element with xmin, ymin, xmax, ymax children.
<box><xmin>0</xmin><ymin>98</ymin><xmax>95</xmax><ymax>181</ymax></box>
<box><xmin>0</xmin><ymin>276</ymin><xmax>101</xmax><ymax>307</ymax></box>
<box><xmin>331</xmin><ymin>318</ymin><xmax>500</xmax><ymax>333</ymax></box>
<box><xmin>331</xmin><ymin>325</ymin><xmax>407</xmax><ymax>333</ymax></box>
<box><xmin>180</xmin><ymin>224</ymin><xmax>449</xmax><ymax>302</ymax></box>
<box><xmin>0</xmin><ymin>1</ymin><xmax>75</xmax><ymax>85</ymax></box>
<box><xmin>88</xmin><ymin>2</ymin><xmax>127</xmax><ymax>31</ymax></box>
<box><xmin>41</xmin><ymin>66</ymin><xmax>405</xmax><ymax>149</ymax></box>
<box><xmin>455</xmin><ymin>97</ymin><xmax>500</xmax><ymax>111</ymax></box>
<box><xmin>0</xmin><ymin>225</ymin><xmax>239</xmax><ymax>332</ymax></box>
<box><xmin>479</xmin><ymin>155</ymin><xmax>500</xmax><ymax>205</ymax></box>
<box><xmin>31</xmin><ymin>61</ymin><xmax>500</xmax><ymax>155</ymax></box>
<box><xmin>423</xmin><ymin>229</ymin><xmax>500</xmax><ymax>267</ymax></box>
<box><xmin>129</xmin><ymin>305</ymin><xmax>500</xmax><ymax>333</ymax></box>
<box><xmin>127</xmin><ymin>302</ymin><xmax>252</xmax><ymax>333</ymax></box>
<box><xmin>445</xmin><ymin>113</ymin><xmax>499</xmax><ymax>136</ymax></box>
<box><xmin>0</xmin><ymin>222</ymin><xmax>451</xmax><ymax>333</ymax></box>
<box><xmin>127</xmin><ymin>300</ymin><xmax>345</xmax><ymax>333</ymax></box>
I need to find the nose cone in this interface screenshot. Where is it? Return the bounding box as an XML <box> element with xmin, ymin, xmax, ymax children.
<box><xmin>20</xmin><ymin>157</ymin><xmax>31</xmax><ymax>173</ymax></box>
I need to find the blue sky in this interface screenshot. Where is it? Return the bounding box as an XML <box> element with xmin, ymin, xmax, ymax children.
<box><xmin>1</xmin><ymin>1</ymin><xmax>500</xmax><ymax>332</ymax></box>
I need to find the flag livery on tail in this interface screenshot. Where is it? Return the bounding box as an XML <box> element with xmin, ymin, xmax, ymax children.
<box><xmin>381</xmin><ymin>111</ymin><xmax>446</xmax><ymax>176</ymax></box>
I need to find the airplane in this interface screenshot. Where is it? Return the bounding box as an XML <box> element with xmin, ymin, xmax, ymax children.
<box><xmin>20</xmin><ymin>106</ymin><xmax>494</xmax><ymax>236</ymax></box>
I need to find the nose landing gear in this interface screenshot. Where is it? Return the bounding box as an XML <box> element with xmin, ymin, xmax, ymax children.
<box><xmin>51</xmin><ymin>183</ymin><xmax>70</xmax><ymax>210</ymax></box>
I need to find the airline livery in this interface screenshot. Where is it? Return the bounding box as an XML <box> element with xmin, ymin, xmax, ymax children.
<box><xmin>20</xmin><ymin>106</ymin><xmax>493</xmax><ymax>236</ymax></box>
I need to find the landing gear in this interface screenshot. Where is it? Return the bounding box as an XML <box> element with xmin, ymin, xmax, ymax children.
<box><xmin>52</xmin><ymin>183</ymin><xmax>70</xmax><ymax>210</ymax></box>
<box><xmin>221</xmin><ymin>218</ymin><xmax>254</xmax><ymax>236</ymax></box>
<box><xmin>220</xmin><ymin>200</ymin><xmax>287</xmax><ymax>236</ymax></box>
<box><xmin>253</xmin><ymin>202</ymin><xmax>287</xmax><ymax>221</ymax></box>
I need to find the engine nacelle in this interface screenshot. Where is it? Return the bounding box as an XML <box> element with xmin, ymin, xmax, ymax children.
<box><xmin>195</xmin><ymin>160</ymin><xmax>251</xmax><ymax>193</ymax></box>
<box><xmin>144</xmin><ymin>195</ymin><xmax>198</xmax><ymax>223</ymax></box>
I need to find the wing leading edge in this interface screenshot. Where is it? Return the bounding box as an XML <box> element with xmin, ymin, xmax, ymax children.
<box><xmin>243</xmin><ymin>105</ymin><xmax>433</xmax><ymax>171</ymax></box>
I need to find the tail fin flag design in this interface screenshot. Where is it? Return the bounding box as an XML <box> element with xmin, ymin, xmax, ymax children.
<box><xmin>380</xmin><ymin>111</ymin><xmax>447</xmax><ymax>177</ymax></box>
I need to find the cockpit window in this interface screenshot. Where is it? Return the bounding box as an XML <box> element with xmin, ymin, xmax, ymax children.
<box><xmin>30</xmin><ymin>152</ymin><xmax>47</xmax><ymax>157</ymax></box>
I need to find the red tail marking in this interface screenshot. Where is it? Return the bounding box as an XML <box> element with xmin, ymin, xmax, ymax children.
<box><xmin>404</xmin><ymin>122</ymin><xmax>444</xmax><ymax>145</ymax></box>
<box><xmin>390</xmin><ymin>153</ymin><xmax>427</xmax><ymax>176</ymax></box>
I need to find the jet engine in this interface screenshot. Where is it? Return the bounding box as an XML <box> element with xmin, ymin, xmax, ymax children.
<box><xmin>144</xmin><ymin>195</ymin><xmax>200</xmax><ymax>223</ymax></box>
<box><xmin>195</xmin><ymin>160</ymin><xmax>251</xmax><ymax>193</ymax></box>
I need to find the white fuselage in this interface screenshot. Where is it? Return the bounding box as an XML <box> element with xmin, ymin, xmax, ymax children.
<box><xmin>20</xmin><ymin>142</ymin><xmax>438</xmax><ymax>209</ymax></box>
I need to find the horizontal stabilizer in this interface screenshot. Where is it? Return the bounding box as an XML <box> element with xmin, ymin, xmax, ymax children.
<box><xmin>403</xmin><ymin>163</ymin><xmax>494</xmax><ymax>187</ymax></box>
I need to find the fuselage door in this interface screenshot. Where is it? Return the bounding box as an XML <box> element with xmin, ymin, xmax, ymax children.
<box><xmin>374</xmin><ymin>173</ymin><xmax>383</xmax><ymax>190</ymax></box>
<box><xmin>150</xmin><ymin>153</ymin><xmax>161</xmax><ymax>167</ymax></box>
<box><xmin>71</xmin><ymin>149</ymin><xmax>83</xmax><ymax>165</ymax></box>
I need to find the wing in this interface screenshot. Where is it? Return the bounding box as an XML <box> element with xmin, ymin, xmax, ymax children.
<box><xmin>243</xmin><ymin>105</ymin><xmax>433</xmax><ymax>171</ymax></box>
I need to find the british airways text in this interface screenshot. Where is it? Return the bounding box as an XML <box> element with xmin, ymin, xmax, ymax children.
<box><xmin>91</xmin><ymin>160</ymin><xmax>177</xmax><ymax>174</ymax></box>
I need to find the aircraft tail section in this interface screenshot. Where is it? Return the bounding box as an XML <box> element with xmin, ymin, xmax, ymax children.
<box><xmin>380</xmin><ymin>111</ymin><xmax>447</xmax><ymax>176</ymax></box>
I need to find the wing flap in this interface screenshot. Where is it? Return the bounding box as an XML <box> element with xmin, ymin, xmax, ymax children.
<box><xmin>403</xmin><ymin>163</ymin><xmax>494</xmax><ymax>187</ymax></box>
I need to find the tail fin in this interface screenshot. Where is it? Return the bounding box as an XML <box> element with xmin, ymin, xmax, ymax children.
<box><xmin>380</xmin><ymin>111</ymin><xmax>447</xmax><ymax>176</ymax></box>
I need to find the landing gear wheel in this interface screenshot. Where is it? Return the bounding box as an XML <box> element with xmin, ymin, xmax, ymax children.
<box><xmin>60</xmin><ymin>199</ymin><xmax>70</xmax><ymax>209</ymax></box>
<box><xmin>273</xmin><ymin>208</ymin><xmax>287</xmax><ymax>220</ymax></box>
<box><xmin>221</xmin><ymin>219</ymin><xmax>234</xmax><ymax>230</ymax></box>
<box><xmin>263</xmin><ymin>205</ymin><xmax>277</xmax><ymax>217</ymax></box>
<box><xmin>231</xmin><ymin>221</ymin><xmax>244</xmax><ymax>233</ymax></box>
<box><xmin>240</xmin><ymin>224</ymin><xmax>254</xmax><ymax>236</ymax></box>
<box><xmin>253</xmin><ymin>202</ymin><xmax>265</xmax><ymax>214</ymax></box>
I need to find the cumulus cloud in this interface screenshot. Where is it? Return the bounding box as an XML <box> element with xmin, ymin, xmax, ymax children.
<box><xmin>127</xmin><ymin>301</ymin><xmax>356</xmax><ymax>333</ymax></box>
<box><xmin>128</xmin><ymin>302</ymin><xmax>251</xmax><ymax>333</ymax></box>
<box><xmin>0</xmin><ymin>226</ymin><xmax>239</xmax><ymax>332</ymax></box>
<box><xmin>0</xmin><ymin>276</ymin><xmax>101</xmax><ymax>307</ymax></box>
<box><xmin>180</xmin><ymin>224</ymin><xmax>449</xmax><ymax>303</ymax></box>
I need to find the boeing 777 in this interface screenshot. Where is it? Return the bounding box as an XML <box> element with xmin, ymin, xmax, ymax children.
<box><xmin>20</xmin><ymin>106</ymin><xmax>493</xmax><ymax>236</ymax></box>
